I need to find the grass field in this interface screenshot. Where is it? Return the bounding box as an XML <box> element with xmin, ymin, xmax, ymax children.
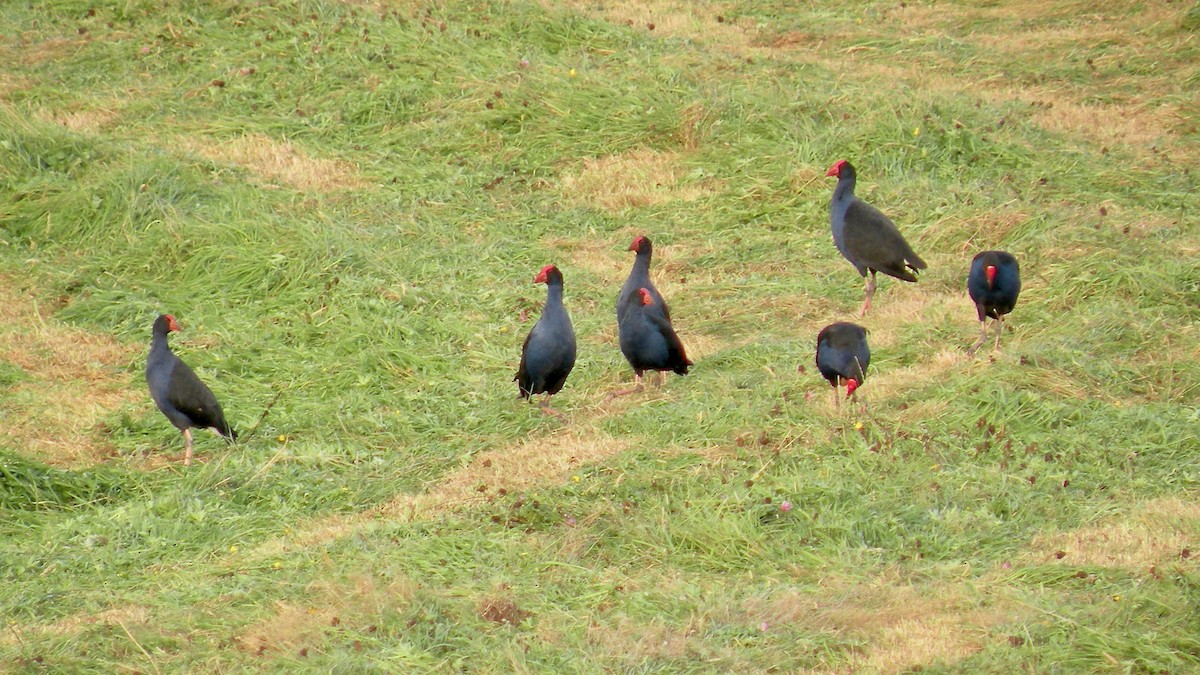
<box><xmin>1</xmin><ymin>0</ymin><xmax>1198</xmax><ymax>671</ymax></box>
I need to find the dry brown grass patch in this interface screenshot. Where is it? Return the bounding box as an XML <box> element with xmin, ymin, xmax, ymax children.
<box><xmin>546</xmin><ymin>0</ymin><xmax>715</xmax><ymax>39</ymax></box>
<box><xmin>179</xmin><ymin>133</ymin><xmax>366</xmax><ymax>192</ymax></box>
<box><xmin>0</xmin><ymin>604</ymin><xmax>151</xmax><ymax>646</ymax></box>
<box><xmin>249</xmin><ymin>430</ymin><xmax>633</xmax><ymax>559</ymax></box>
<box><xmin>238</xmin><ymin>574</ymin><xmax>412</xmax><ymax>655</ymax></box>
<box><xmin>0</xmin><ymin>277</ymin><xmax>139</xmax><ymax>466</ymax></box>
<box><xmin>559</xmin><ymin>149</ymin><xmax>720</xmax><ymax>211</ymax></box>
<box><xmin>758</xmin><ymin>574</ymin><xmax>1019</xmax><ymax>672</ymax></box>
<box><xmin>37</xmin><ymin>107</ymin><xmax>119</xmax><ymax>133</ymax></box>
<box><xmin>542</xmin><ymin>235</ymin><xmax>627</xmax><ymax>281</ymax></box>
<box><xmin>1021</xmin><ymin>498</ymin><xmax>1200</xmax><ymax>569</ymax></box>
<box><xmin>584</xmin><ymin>615</ymin><xmax>697</xmax><ymax>662</ymax></box>
<box><xmin>1030</xmin><ymin>99</ymin><xmax>1179</xmax><ymax>149</ymax></box>
<box><xmin>382</xmin><ymin>431</ymin><xmax>632</xmax><ymax>519</ymax></box>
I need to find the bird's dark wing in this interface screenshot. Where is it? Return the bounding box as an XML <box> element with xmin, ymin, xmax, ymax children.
<box><xmin>514</xmin><ymin>328</ymin><xmax>535</xmax><ymax>396</ymax></box>
<box><xmin>645</xmin><ymin>312</ymin><xmax>691</xmax><ymax>374</ymax></box>
<box><xmin>166</xmin><ymin>360</ymin><xmax>228</xmax><ymax>430</ymax></box>
<box><xmin>843</xmin><ymin>199</ymin><xmax>926</xmax><ymax>280</ymax></box>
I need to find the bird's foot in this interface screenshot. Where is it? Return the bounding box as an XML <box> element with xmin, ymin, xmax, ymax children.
<box><xmin>606</xmin><ymin>383</ymin><xmax>644</xmax><ymax>400</ymax></box>
<box><xmin>539</xmin><ymin>406</ymin><xmax>567</xmax><ymax>420</ymax></box>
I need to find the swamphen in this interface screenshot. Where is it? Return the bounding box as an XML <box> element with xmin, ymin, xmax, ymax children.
<box><xmin>826</xmin><ymin>159</ymin><xmax>927</xmax><ymax>316</ymax></box>
<box><xmin>613</xmin><ymin>288</ymin><xmax>691</xmax><ymax>396</ymax></box>
<box><xmin>617</xmin><ymin>235</ymin><xmax>669</xmax><ymax>322</ymax></box>
<box><xmin>815</xmin><ymin>321</ymin><xmax>870</xmax><ymax>409</ymax></box>
<box><xmin>514</xmin><ymin>264</ymin><xmax>577</xmax><ymax>417</ymax></box>
<box><xmin>966</xmin><ymin>250</ymin><xmax>1021</xmax><ymax>356</ymax></box>
<box><xmin>146</xmin><ymin>314</ymin><xmax>236</xmax><ymax>466</ymax></box>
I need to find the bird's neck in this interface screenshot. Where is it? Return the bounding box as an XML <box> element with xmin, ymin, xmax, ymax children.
<box><xmin>832</xmin><ymin>175</ymin><xmax>856</xmax><ymax>203</ymax></box>
<box><xmin>545</xmin><ymin>281</ymin><xmax>564</xmax><ymax>307</ymax></box>
<box><xmin>631</xmin><ymin>251</ymin><xmax>652</xmax><ymax>279</ymax></box>
<box><xmin>150</xmin><ymin>330</ymin><xmax>172</xmax><ymax>357</ymax></box>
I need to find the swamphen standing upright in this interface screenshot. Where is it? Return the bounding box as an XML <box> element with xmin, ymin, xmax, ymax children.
<box><xmin>146</xmin><ymin>314</ymin><xmax>236</xmax><ymax>466</ymax></box>
<box><xmin>514</xmin><ymin>264</ymin><xmax>577</xmax><ymax>418</ymax></box>
<box><xmin>617</xmin><ymin>235</ymin><xmax>668</xmax><ymax>322</ymax></box>
<box><xmin>966</xmin><ymin>250</ymin><xmax>1021</xmax><ymax>356</ymax></box>
<box><xmin>613</xmin><ymin>288</ymin><xmax>691</xmax><ymax>396</ymax></box>
<box><xmin>815</xmin><ymin>321</ymin><xmax>870</xmax><ymax>409</ymax></box>
<box><xmin>826</xmin><ymin>160</ymin><xmax>927</xmax><ymax>316</ymax></box>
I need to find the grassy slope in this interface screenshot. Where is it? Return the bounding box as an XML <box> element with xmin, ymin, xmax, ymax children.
<box><xmin>1</xmin><ymin>0</ymin><xmax>1198</xmax><ymax>671</ymax></box>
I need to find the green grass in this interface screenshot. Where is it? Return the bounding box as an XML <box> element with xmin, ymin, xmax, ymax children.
<box><xmin>1</xmin><ymin>0</ymin><xmax>1198</xmax><ymax>671</ymax></box>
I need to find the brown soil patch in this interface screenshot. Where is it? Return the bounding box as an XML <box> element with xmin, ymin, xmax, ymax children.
<box><xmin>559</xmin><ymin>150</ymin><xmax>720</xmax><ymax>211</ymax></box>
<box><xmin>179</xmin><ymin>133</ymin><xmax>366</xmax><ymax>192</ymax></box>
<box><xmin>0</xmin><ymin>277</ymin><xmax>139</xmax><ymax>466</ymax></box>
<box><xmin>238</xmin><ymin>574</ymin><xmax>412</xmax><ymax>655</ymax></box>
<box><xmin>1022</xmin><ymin>498</ymin><xmax>1200</xmax><ymax>569</ymax></box>
<box><xmin>478</xmin><ymin>597</ymin><xmax>532</xmax><ymax>625</ymax></box>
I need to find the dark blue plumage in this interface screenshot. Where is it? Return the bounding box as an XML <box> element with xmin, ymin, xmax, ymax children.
<box><xmin>617</xmin><ymin>235</ymin><xmax>669</xmax><ymax>322</ymax></box>
<box><xmin>966</xmin><ymin>250</ymin><xmax>1021</xmax><ymax>355</ymax></box>
<box><xmin>815</xmin><ymin>322</ymin><xmax>870</xmax><ymax>408</ymax></box>
<box><xmin>827</xmin><ymin>160</ymin><xmax>927</xmax><ymax>316</ymax></box>
<box><xmin>146</xmin><ymin>314</ymin><xmax>236</xmax><ymax>465</ymax></box>
<box><xmin>515</xmin><ymin>265</ymin><xmax>577</xmax><ymax>416</ymax></box>
<box><xmin>617</xmin><ymin>288</ymin><xmax>691</xmax><ymax>392</ymax></box>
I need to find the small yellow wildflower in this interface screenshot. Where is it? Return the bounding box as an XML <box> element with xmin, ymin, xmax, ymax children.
<box><xmin>569</xmin><ymin>68</ymin><xmax>577</xmax><ymax>77</ymax></box>
<box><xmin>229</xmin><ymin>545</ymin><xmax>239</xmax><ymax>553</ymax></box>
<box><xmin>913</xmin><ymin>127</ymin><xmax>921</xmax><ymax>137</ymax></box>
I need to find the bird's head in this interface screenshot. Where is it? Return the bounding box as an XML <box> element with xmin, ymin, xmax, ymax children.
<box><xmin>825</xmin><ymin>159</ymin><xmax>850</xmax><ymax>178</ymax></box>
<box><xmin>985</xmin><ymin>265</ymin><xmax>997</xmax><ymax>288</ymax></box>
<box><xmin>534</xmin><ymin>264</ymin><xmax>560</xmax><ymax>284</ymax></box>
<box><xmin>637</xmin><ymin>288</ymin><xmax>655</xmax><ymax>306</ymax></box>
<box><xmin>164</xmin><ymin>314</ymin><xmax>181</xmax><ymax>332</ymax></box>
<box><xmin>845</xmin><ymin>378</ymin><xmax>860</xmax><ymax>398</ymax></box>
<box><xmin>627</xmin><ymin>235</ymin><xmax>651</xmax><ymax>254</ymax></box>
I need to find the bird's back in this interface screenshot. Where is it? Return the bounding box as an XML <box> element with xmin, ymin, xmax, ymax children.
<box><xmin>841</xmin><ymin>199</ymin><xmax>926</xmax><ymax>281</ymax></box>
<box><xmin>618</xmin><ymin>295</ymin><xmax>690</xmax><ymax>375</ymax></box>
<box><xmin>816</xmin><ymin>322</ymin><xmax>870</xmax><ymax>384</ymax></box>
<box><xmin>968</xmin><ymin>250</ymin><xmax>1021</xmax><ymax>318</ymax></box>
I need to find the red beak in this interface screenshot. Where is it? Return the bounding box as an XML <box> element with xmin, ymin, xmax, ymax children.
<box><xmin>845</xmin><ymin>378</ymin><xmax>859</xmax><ymax>398</ymax></box>
<box><xmin>985</xmin><ymin>265</ymin><xmax>997</xmax><ymax>287</ymax></box>
<box><xmin>825</xmin><ymin>165</ymin><xmax>839</xmax><ymax>177</ymax></box>
<box><xmin>166</xmin><ymin>315</ymin><xmax>182</xmax><ymax>332</ymax></box>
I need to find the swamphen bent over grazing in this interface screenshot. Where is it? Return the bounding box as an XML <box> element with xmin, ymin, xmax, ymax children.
<box><xmin>815</xmin><ymin>321</ymin><xmax>870</xmax><ymax>409</ymax></box>
<box><xmin>514</xmin><ymin>264</ymin><xmax>577</xmax><ymax>418</ymax></box>
<box><xmin>613</xmin><ymin>288</ymin><xmax>691</xmax><ymax>396</ymax></box>
<box><xmin>967</xmin><ymin>250</ymin><xmax>1021</xmax><ymax>356</ymax></box>
<box><xmin>617</xmin><ymin>235</ymin><xmax>669</xmax><ymax>322</ymax></box>
<box><xmin>146</xmin><ymin>314</ymin><xmax>236</xmax><ymax>466</ymax></box>
<box><xmin>826</xmin><ymin>160</ymin><xmax>927</xmax><ymax>316</ymax></box>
